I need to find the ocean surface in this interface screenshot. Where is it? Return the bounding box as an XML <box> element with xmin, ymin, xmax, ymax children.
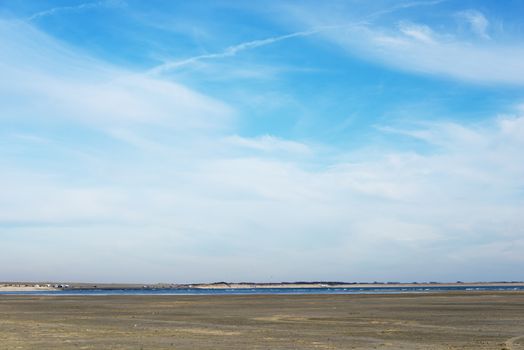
<box><xmin>2</xmin><ymin>285</ymin><xmax>524</xmax><ymax>296</ymax></box>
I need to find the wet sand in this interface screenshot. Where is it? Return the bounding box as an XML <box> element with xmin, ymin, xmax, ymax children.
<box><xmin>1</xmin><ymin>292</ymin><xmax>523</xmax><ymax>349</ymax></box>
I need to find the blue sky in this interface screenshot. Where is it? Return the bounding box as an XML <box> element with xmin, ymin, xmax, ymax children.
<box><xmin>1</xmin><ymin>0</ymin><xmax>523</xmax><ymax>283</ymax></box>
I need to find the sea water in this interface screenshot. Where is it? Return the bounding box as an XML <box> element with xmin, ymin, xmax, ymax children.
<box><xmin>1</xmin><ymin>285</ymin><xmax>523</xmax><ymax>296</ymax></box>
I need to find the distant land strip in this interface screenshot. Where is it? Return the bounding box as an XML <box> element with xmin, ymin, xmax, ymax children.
<box><xmin>2</xmin><ymin>281</ymin><xmax>524</xmax><ymax>292</ymax></box>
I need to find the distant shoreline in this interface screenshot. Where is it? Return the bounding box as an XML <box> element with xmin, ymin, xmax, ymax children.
<box><xmin>2</xmin><ymin>281</ymin><xmax>524</xmax><ymax>292</ymax></box>
<box><xmin>0</xmin><ymin>284</ymin><xmax>58</xmax><ymax>292</ymax></box>
<box><xmin>186</xmin><ymin>281</ymin><xmax>524</xmax><ymax>290</ymax></box>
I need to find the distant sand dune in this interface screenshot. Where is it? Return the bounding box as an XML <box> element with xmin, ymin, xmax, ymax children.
<box><xmin>0</xmin><ymin>284</ymin><xmax>57</xmax><ymax>292</ymax></box>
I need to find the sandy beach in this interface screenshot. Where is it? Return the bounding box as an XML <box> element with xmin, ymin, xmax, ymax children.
<box><xmin>1</xmin><ymin>291</ymin><xmax>523</xmax><ymax>349</ymax></box>
<box><xmin>0</xmin><ymin>284</ymin><xmax>57</xmax><ymax>292</ymax></box>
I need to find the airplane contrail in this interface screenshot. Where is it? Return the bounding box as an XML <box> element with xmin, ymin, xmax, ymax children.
<box><xmin>27</xmin><ymin>0</ymin><xmax>118</xmax><ymax>21</ymax></box>
<box><xmin>148</xmin><ymin>0</ymin><xmax>447</xmax><ymax>76</ymax></box>
<box><xmin>148</xmin><ymin>29</ymin><xmax>321</xmax><ymax>75</ymax></box>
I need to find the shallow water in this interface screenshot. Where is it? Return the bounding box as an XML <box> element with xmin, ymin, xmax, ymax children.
<box><xmin>2</xmin><ymin>285</ymin><xmax>523</xmax><ymax>296</ymax></box>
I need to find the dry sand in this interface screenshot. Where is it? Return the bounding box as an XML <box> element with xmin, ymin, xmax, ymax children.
<box><xmin>0</xmin><ymin>291</ymin><xmax>523</xmax><ymax>349</ymax></box>
<box><xmin>0</xmin><ymin>284</ymin><xmax>57</xmax><ymax>292</ymax></box>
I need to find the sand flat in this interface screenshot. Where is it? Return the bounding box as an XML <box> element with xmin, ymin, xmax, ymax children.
<box><xmin>0</xmin><ymin>292</ymin><xmax>523</xmax><ymax>349</ymax></box>
<box><xmin>0</xmin><ymin>285</ymin><xmax>57</xmax><ymax>292</ymax></box>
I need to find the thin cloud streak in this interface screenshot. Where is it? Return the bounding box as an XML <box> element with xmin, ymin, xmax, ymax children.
<box><xmin>0</xmin><ymin>19</ymin><xmax>233</xmax><ymax>130</ymax></box>
<box><xmin>148</xmin><ymin>29</ymin><xmax>320</xmax><ymax>75</ymax></box>
<box><xmin>365</xmin><ymin>0</ymin><xmax>448</xmax><ymax>22</ymax></box>
<box><xmin>456</xmin><ymin>10</ymin><xmax>490</xmax><ymax>39</ymax></box>
<box><xmin>314</xmin><ymin>22</ymin><xmax>524</xmax><ymax>85</ymax></box>
<box><xmin>224</xmin><ymin>135</ymin><xmax>311</xmax><ymax>155</ymax></box>
<box><xmin>285</xmin><ymin>1</ymin><xmax>524</xmax><ymax>85</ymax></box>
<box><xmin>149</xmin><ymin>0</ymin><xmax>448</xmax><ymax>76</ymax></box>
<box><xmin>27</xmin><ymin>0</ymin><xmax>122</xmax><ymax>21</ymax></box>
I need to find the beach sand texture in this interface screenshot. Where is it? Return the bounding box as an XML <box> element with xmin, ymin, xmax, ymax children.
<box><xmin>0</xmin><ymin>292</ymin><xmax>523</xmax><ymax>349</ymax></box>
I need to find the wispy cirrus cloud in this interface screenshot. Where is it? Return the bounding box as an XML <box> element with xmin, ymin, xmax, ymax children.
<box><xmin>27</xmin><ymin>0</ymin><xmax>124</xmax><ymax>21</ymax></box>
<box><xmin>224</xmin><ymin>135</ymin><xmax>311</xmax><ymax>155</ymax></box>
<box><xmin>398</xmin><ymin>22</ymin><xmax>435</xmax><ymax>43</ymax></box>
<box><xmin>0</xmin><ymin>19</ymin><xmax>232</xmax><ymax>131</ymax></box>
<box><xmin>148</xmin><ymin>1</ymin><xmax>449</xmax><ymax>77</ymax></box>
<box><xmin>286</xmin><ymin>3</ymin><xmax>524</xmax><ymax>85</ymax></box>
<box><xmin>318</xmin><ymin>23</ymin><xmax>524</xmax><ymax>85</ymax></box>
<box><xmin>149</xmin><ymin>29</ymin><xmax>320</xmax><ymax>75</ymax></box>
<box><xmin>2</xmin><ymin>2</ymin><xmax>524</xmax><ymax>283</ymax></box>
<box><xmin>362</xmin><ymin>0</ymin><xmax>448</xmax><ymax>22</ymax></box>
<box><xmin>456</xmin><ymin>9</ymin><xmax>490</xmax><ymax>39</ymax></box>
<box><xmin>3</xmin><ymin>110</ymin><xmax>524</xmax><ymax>282</ymax></box>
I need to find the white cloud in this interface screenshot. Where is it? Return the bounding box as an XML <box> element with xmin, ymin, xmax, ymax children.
<box><xmin>499</xmin><ymin>112</ymin><xmax>524</xmax><ymax>143</ymax></box>
<box><xmin>1</xmin><ymin>16</ymin><xmax>524</xmax><ymax>282</ymax></box>
<box><xmin>27</xmin><ymin>0</ymin><xmax>124</xmax><ymax>21</ymax></box>
<box><xmin>149</xmin><ymin>29</ymin><xmax>319</xmax><ymax>75</ymax></box>
<box><xmin>287</xmin><ymin>8</ymin><xmax>524</xmax><ymax>85</ymax></box>
<box><xmin>0</xmin><ymin>20</ymin><xmax>233</xmax><ymax>130</ymax></box>
<box><xmin>329</xmin><ymin>23</ymin><xmax>524</xmax><ymax>85</ymax></box>
<box><xmin>2</xmin><ymin>113</ymin><xmax>523</xmax><ymax>281</ymax></box>
<box><xmin>457</xmin><ymin>9</ymin><xmax>490</xmax><ymax>39</ymax></box>
<box><xmin>398</xmin><ymin>22</ymin><xmax>435</xmax><ymax>43</ymax></box>
<box><xmin>224</xmin><ymin>135</ymin><xmax>311</xmax><ymax>155</ymax></box>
